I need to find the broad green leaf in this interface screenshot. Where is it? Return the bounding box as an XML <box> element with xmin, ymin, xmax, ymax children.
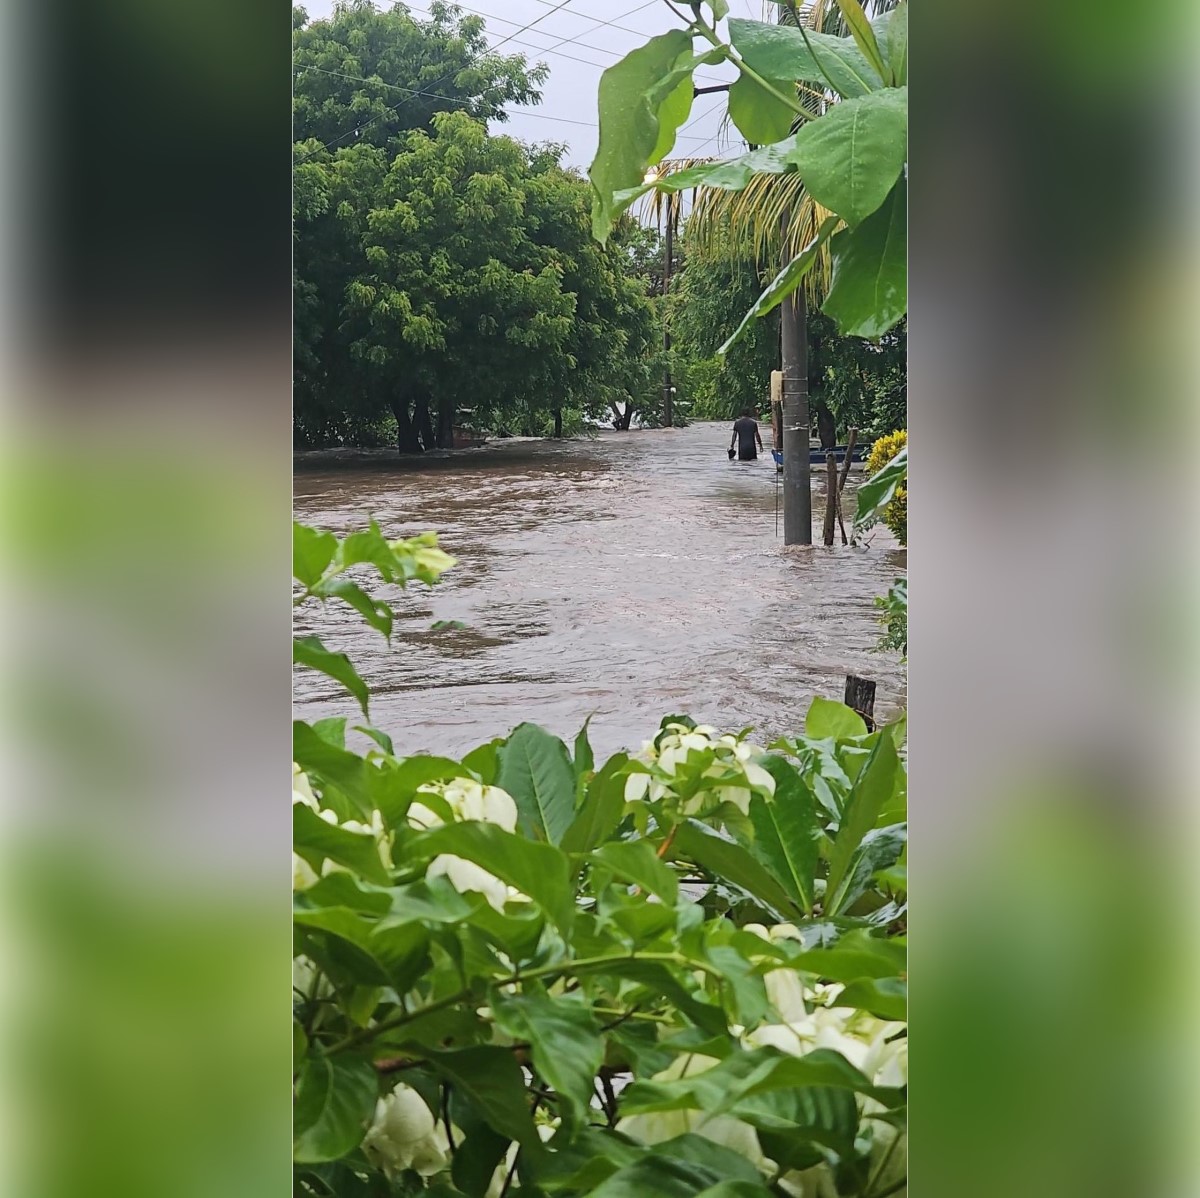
<box><xmin>312</xmin><ymin>577</ymin><xmax>394</xmax><ymax>639</ymax></box>
<box><xmin>672</xmin><ymin>819</ymin><xmax>800</xmax><ymax>920</ymax></box>
<box><xmin>293</xmin><ymin>1019</ymin><xmax>308</xmax><ymax>1063</ymax></box>
<box><xmin>822</xmin><ymin>180</ymin><xmax>907</xmax><ymax>337</ymax></box>
<box><xmin>293</xmin><ymin>906</ymin><xmax>390</xmax><ymax>984</ymax></box>
<box><xmin>294</xmin><ymin>720</ymin><xmax>373</xmax><ymax>818</ymax></box>
<box><xmin>293</xmin><ymin>1053</ymin><xmax>378</xmax><ymax>1163</ymax></box>
<box><xmin>590</xmin><ymin>30</ymin><xmax>696</xmax><ymax>242</ymax></box>
<box><xmin>312</xmin><ymin>717</ymin><xmax>348</xmax><ymax>748</ymax></box>
<box><xmin>294</xmin><ymin>521</ymin><xmax>336</xmax><ymax>588</ymax></box>
<box><xmin>878</xmin><ymin>1</ymin><xmax>908</xmax><ymax>85</ymax></box>
<box><xmin>706</xmin><ymin>0</ymin><xmax>730</xmax><ymax>21</ymax></box>
<box><xmin>854</xmin><ymin>445</ymin><xmax>907</xmax><ymax>528</ymax></box>
<box><xmin>585</xmin><ymin>957</ymin><xmax>727</xmax><ymax>1036</ymax></box>
<box><xmin>696</xmin><ymin>1183</ymin><xmax>774</xmax><ymax>1198</ymax></box>
<box><xmin>449</xmin><ymin>1088</ymin><xmax>511</xmax><ymax>1198</ymax></box>
<box><xmin>371</xmin><ymin>754</ymin><xmax>472</xmax><ymax>827</ymax></box>
<box><xmin>574</xmin><ymin>717</ymin><xmax>595</xmax><ymax>781</ymax></box>
<box><xmin>407</xmin><ymin>820</ymin><xmax>574</xmax><ymax>932</ymax></box>
<box><xmin>836</xmin><ymin>976</ymin><xmax>907</xmax><ymax>1019</ymax></box>
<box><xmin>497</xmin><ymin>723</ymin><xmax>577</xmax><ymax>845</ymax></box>
<box><xmin>293</xmin><ymin>634</ymin><xmax>369</xmax><ymax>715</ymax></box>
<box><xmin>650</xmin><ymin>139</ymin><xmax>800</xmax><ymax>195</ymax></box>
<box><xmin>749</xmin><ymin>759</ymin><xmax>819</xmax><ymax>912</ymax></box>
<box><xmin>829</xmin><ymin>823</ymin><xmax>907</xmax><ymax>915</ymax></box>
<box><xmin>704</xmin><ymin>943</ymin><xmax>769</xmax><ymax>1025</ymax></box>
<box><xmin>421</xmin><ymin>1045</ymin><xmax>540</xmax><ymax>1149</ymax></box>
<box><xmin>728</xmin><ymin>18</ymin><xmax>882</xmax><ymax>100</ymax></box>
<box><xmin>354</xmin><ymin>724</ymin><xmax>394</xmax><ymax>756</ymax></box>
<box><xmin>621</xmin><ymin>1046</ymin><xmax>899</xmax><ymax>1115</ymax></box>
<box><xmin>561</xmin><ymin>754</ymin><xmax>628</xmax><ymax>853</ymax></box>
<box><xmin>727</xmin><ymin>73</ymin><xmax>795</xmax><ymax>145</ymax></box>
<box><xmin>836</xmin><ymin>0</ymin><xmax>890</xmax><ymax>84</ymax></box>
<box><xmin>657</xmin><ymin>1134</ymin><xmax>763</xmax><ymax>1185</ymax></box>
<box><xmin>586</xmin><ymin>1156</ymin><xmax>729</xmax><ymax>1198</ymax></box>
<box><xmin>789</xmin><ymin>88</ymin><xmax>907</xmax><ymax>227</ymax></box>
<box><xmin>592</xmin><ymin>840</ymin><xmax>679</xmax><ymax>905</ymax></box>
<box><xmin>719</xmin><ymin>217</ymin><xmax>840</xmax><ymax>354</ymax></box>
<box><xmin>462</xmin><ymin>739</ymin><xmax>501</xmax><ymax>785</ymax></box>
<box><xmin>302</xmin><ymin>871</ymin><xmax>392</xmax><ymax>916</ymax></box>
<box><xmin>491</xmin><ymin>991</ymin><xmax>602</xmax><ymax>1127</ymax></box>
<box><xmin>294</xmin><ymin>802</ymin><xmax>389</xmax><ymax>885</ymax></box>
<box><xmin>784</xmin><ymin>928</ymin><xmax>906</xmax><ymax>983</ymax></box>
<box><xmin>746</xmin><ymin>1086</ymin><xmax>859</xmax><ymax>1162</ymax></box>
<box><xmin>806</xmin><ymin>696</ymin><xmax>868</xmax><ymax>740</ymax></box>
<box><xmin>824</xmin><ymin>735</ymin><xmax>902</xmax><ymax>909</ymax></box>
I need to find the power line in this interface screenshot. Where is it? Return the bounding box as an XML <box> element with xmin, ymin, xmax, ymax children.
<box><xmin>296</xmin><ymin>0</ymin><xmax>589</xmax><ymax>161</ymax></box>
<box><xmin>489</xmin><ymin>0</ymin><xmax>577</xmax><ymax>52</ymax></box>
<box><xmin>293</xmin><ymin>64</ymin><xmax>723</xmax><ymax>144</ymax></box>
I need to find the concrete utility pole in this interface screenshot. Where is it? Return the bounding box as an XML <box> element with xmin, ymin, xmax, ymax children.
<box><xmin>778</xmin><ymin>0</ymin><xmax>811</xmax><ymax>545</ymax></box>
<box><xmin>661</xmin><ymin>206</ymin><xmax>675</xmax><ymax>428</ymax></box>
<box><xmin>780</xmin><ymin>285</ymin><xmax>812</xmax><ymax>544</ymax></box>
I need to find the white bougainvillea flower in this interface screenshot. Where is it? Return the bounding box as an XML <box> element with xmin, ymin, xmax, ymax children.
<box><xmin>427</xmin><ymin>854</ymin><xmax>514</xmax><ymax>912</ymax></box>
<box><xmin>292</xmin><ymin>763</ymin><xmax>318</xmax><ymax>809</ymax></box>
<box><xmin>409</xmin><ymin>778</ymin><xmax>518</xmax><ymax>833</ymax></box>
<box><xmin>292</xmin><ymin>852</ymin><xmax>319</xmax><ymax>892</ymax></box>
<box><xmin>363</xmin><ymin>1083</ymin><xmax>448</xmax><ymax>1179</ymax></box>
<box><xmin>617</xmin><ymin>1054</ymin><xmax>764</xmax><ymax>1167</ymax></box>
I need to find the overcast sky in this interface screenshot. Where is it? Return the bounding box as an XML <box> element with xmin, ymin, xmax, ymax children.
<box><xmin>299</xmin><ymin>0</ymin><xmax>768</xmax><ymax>170</ymax></box>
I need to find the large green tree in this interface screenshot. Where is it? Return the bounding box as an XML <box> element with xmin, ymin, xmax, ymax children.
<box><xmin>296</xmin><ymin>112</ymin><xmax>656</xmax><ymax>449</ymax></box>
<box><xmin>293</xmin><ymin>2</ymin><xmax>658</xmax><ymax>450</ymax></box>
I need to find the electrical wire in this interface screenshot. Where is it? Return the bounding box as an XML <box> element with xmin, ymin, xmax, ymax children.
<box><xmin>293</xmin><ymin>64</ymin><xmax>722</xmax><ymax>143</ymax></box>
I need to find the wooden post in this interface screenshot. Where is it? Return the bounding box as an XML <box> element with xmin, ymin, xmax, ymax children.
<box><xmin>838</xmin><ymin>427</ymin><xmax>858</xmax><ymax>493</ymax></box>
<box><xmin>844</xmin><ymin>675</ymin><xmax>877</xmax><ymax>731</ymax></box>
<box><xmin>822</xmin><ymin>452</ymin><xmax>838</xmax><ymax>546</ymax></box>
<box><xmin>835</xmin><ymin>479</ymin><xmax>848</xmax><ymax>545</ymax></box>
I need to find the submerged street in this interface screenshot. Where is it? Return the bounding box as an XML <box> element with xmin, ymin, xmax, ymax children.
<box><xmin>293</xmin><ymin>422</ymin><xmax>906</xmax><ymax>760</ymax></box>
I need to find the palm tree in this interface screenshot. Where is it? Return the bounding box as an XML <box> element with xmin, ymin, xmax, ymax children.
<box><xmin>677</xmin><ymin>0</ymin><xmax>902</xmax><ymax>542</ymax></box>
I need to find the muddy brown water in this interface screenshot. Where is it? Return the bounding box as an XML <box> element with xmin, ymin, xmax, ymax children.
<box><xmin>293</xmin><ymin>423</ymin><xmax>906</xmax><ymax>761</ymax></box>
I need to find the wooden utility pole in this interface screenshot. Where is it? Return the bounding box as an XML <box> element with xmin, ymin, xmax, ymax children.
<box><xmin>661</xmin><ymin>206</ymin><xmax>675</xmax><ymax>428</ymax></box>
<box><xmin>822</xmin><ymin>452</ymin><xmax>838</xmax><ymax>545</ymax></box>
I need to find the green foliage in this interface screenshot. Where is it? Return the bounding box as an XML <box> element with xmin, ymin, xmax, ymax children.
<box><xmin>860</xmin><ymin>431</ymin><xmax>907</xmax><ymax>543</ymax></box>
<box><xmin>294</xmin><ymin>6</ymin><xmax>657</xmax><ymax>449</ymax></box>
<box><xmin>589</xmin><ymin>3</ymin><xmax>908</xmax><ymax>343</ymax></box>
<box><xmin>874</xmin><ymin>577</ymin><xmax>908</xmax><ymax>658</ymax></box>
<box><xmin>293</xmin><ymin>522</ymin><xmax>907</xmax><ymax>1197</ymax></box>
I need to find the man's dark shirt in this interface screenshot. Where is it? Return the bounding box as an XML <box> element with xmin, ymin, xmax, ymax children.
<box><xmin>733</xmin><ymin>416</ymin><xmax>760</xmax><ymax>460</ymax></box>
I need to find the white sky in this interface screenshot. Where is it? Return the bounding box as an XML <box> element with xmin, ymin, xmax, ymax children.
<box><xmin>298</xmin><ymin>0</ymin><xmax>769</xmax><ymax>169</ymax></box>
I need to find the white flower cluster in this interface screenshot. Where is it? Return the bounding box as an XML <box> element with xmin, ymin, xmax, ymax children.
<box><xmin>292</xmin><ymin>763</ymin><xmax>524</xmax><ymax>912</ymax></box>
<box><xmin>624</xmin><ymin>723</ymin><xmax>776</xmax><ymax>816</ymax></box>
<box><xmin>410</xmin><ymin>777</ymin><xmax>524</xmax><ymax>912</ymax></box>
<box><xmin>363</xmin><ymin>1082</ymin><xmax>555</xmax><ymax>1194</ymax></box>
<box><xmin>621</xmin><ymin>921</ymin><xmax>907</xmax><ymax>1197</ymax></box>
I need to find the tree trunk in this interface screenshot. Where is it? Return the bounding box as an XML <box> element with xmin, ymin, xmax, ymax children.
<box><xmin>436</xmin><ymin>399</ymin><xmax>455</xmax><ymax>449</ymax></box>
<box><xmin>552</xmin><ymin>407</ymin><xmax>563</xmax><ymax>438</ymax></box>
<box><xmin>618</xmin><ymin>401</ymin><xmax>634</xmax><ymax>430</ymax></box>
<box><xmin>390</xmin><ymin>395</ymin><xmax>422</xmax><ymax>454</ymax></box>
<box><xmin>414</xmin><ymin>390</ymin><xmax>435</xmax><ymax>451</ymax></box>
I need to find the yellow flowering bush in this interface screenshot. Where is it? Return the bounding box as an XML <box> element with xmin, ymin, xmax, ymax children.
<box><xmin>865</xmin><ymin>430</ymin><xmax>907</xmax><ymax>545</ymax></box>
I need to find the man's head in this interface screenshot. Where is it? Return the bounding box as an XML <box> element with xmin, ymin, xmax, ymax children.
<box><xmin>741</xmin><ymin>408</ymin><xmax>752</xmax><ymax>419</ymax></box>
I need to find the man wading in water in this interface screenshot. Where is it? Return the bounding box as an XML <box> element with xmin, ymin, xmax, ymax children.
<box><xmin>730</xmin><ymin>409</ymin><xmax>764</xmax><ymax>462</ymax></box>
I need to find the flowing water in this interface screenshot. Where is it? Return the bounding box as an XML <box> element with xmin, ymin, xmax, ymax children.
<box><xmin>293</xmin><ymin>423</ymin><xmax>906</xmax><ymax>760</ymax></box>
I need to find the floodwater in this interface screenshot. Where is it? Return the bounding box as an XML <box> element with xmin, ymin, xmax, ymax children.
<box><xmin>293</xmin><ymin>423</ymin><xmax>906</xmax><ymax>761</ymax></box>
